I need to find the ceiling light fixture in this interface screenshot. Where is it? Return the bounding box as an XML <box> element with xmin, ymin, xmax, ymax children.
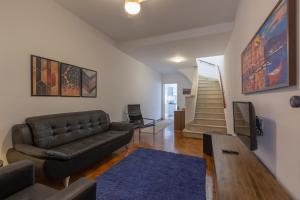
<box><xmin>170</xmin><ymin>56</ymin><xmax>186</xmax><ymax>63</ymax></box>
<box><xmin>125</xmin><ymin>0</ymin><xmax>141</xmax><ymax>15</ymax></box>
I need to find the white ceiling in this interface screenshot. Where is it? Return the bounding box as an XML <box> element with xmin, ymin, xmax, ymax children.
<box><xmin>55</xmin><ymin>0</ymin><xmax>239</xmax><ymax>73</ymax></box>
<box><xmin>119</xmin><ymin>24</ymin><xmax>233</xmax><ymax>73</ymax></box>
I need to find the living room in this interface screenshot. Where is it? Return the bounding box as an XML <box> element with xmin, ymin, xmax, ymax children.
<box><xmin>0</xmin><ymin>0</ymin><xmax>299</xmax><ymax>199</ymax></box>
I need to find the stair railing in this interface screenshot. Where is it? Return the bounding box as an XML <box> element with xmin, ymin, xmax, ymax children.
<box><xmin>216</xmin><ymin>65</ymin><xmax>226</xmax><ymax>108</ymax></box>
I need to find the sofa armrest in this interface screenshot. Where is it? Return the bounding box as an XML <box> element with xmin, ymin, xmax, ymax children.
<box><xmin>15</xmin><ymin>144</ymin><xmax>71</xmax><ymax>160</ymax></box>
<box><xmin>110</xmin><ymin>122</ymin><xmax>134</xmax><ymax>131</ymax></box>
<box><xmin>0</xmin><ymin>160</ymin><xmax>35</xmax><ymax>199</ymax></box>
<box><xmin>46</xmin><ymin>178</ymin><xmax>96</xmax><ymax>200</ymax></box>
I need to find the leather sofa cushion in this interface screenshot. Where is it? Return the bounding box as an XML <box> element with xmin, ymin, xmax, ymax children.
<box><xmin>26</xmin><ymin>110</ymin><xmax>110</xmax><ymax>149</ymax></box>
<box><xmin>50</xmin><ymin>130</ymin><xmax>128</xmax><ymax>159</ymax></box>
<box><xmin>5</xmin><ymin>183</ymin><xmax>57</xmax><ymax>200</ymax></box>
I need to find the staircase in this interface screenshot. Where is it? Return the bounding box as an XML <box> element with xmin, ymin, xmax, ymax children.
<box><xmin>183</xmin><ymin>76</ymin><xmax>227</xmax><ymax>139</ymax></box>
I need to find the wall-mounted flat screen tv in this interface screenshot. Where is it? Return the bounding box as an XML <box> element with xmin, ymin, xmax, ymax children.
<box><xmin>233</xmin><ymin>102</ymin><xmax>257</xmax><ymax>151</ymax></box>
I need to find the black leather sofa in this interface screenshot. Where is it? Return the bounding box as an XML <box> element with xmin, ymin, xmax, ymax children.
<box><xmin>6</xmin><ymin>110</ymin><xmax>134</xmax><ymax>183</ymax></box>
<box><xmin>0</xmin><ymin>160</ymin><xmax>96</xmax><ymax>200</ymax></box>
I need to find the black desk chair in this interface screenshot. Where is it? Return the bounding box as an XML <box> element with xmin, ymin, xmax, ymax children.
<box><xmin>127</xmin><ymin>104</ymin><xmax>156</xmax><ymax>142</ymax></box>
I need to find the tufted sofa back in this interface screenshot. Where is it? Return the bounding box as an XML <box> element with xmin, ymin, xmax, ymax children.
<box><xmin>25</xmin><ymin>110</ymin><xmax>110</xmax><ymax>149</ymax></box>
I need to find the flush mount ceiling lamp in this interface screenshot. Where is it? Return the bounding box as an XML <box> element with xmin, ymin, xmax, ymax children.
<box><xmin>170</xmin><ymin>56</ymin><xmax>187</xmax><ymax>63</ymax></box>
<box><xmin>124</xmin><ymin>0</ymin><xmax>146</xmax><ymax>15</ymax></box>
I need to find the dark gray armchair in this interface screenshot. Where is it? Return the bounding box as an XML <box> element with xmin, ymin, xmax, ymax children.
<box><xmin>127</xmin><ymin>104</ymin><xmax>156</xmax><ymax>142</ymax></box>
<box><xmin>0</xmin><ymin>160</ymin><xmax>96</xmax><ymax>200</ymax></box>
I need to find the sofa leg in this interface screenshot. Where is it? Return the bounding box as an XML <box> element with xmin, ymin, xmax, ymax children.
<box><xmin>139</xmin><ymin>128</ymin><xmax>141</xmax><ymax>142</ymax></box>
<box><xmin>63</xmin><ymin>176</ymin><xmax>70</xmax><ymax>188</ymax></box>
<box><xmin>125</xmin><ymin>144</ymin><xmax>129</xmax><ymax>150</ymax></box>
<box><xmin>153</xmin><ymin>126</ymin><xmax>155</xmax><ymax>145</ymax></box>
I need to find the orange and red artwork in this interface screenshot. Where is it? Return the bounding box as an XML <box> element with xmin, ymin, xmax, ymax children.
<box><xmin>31</xmin><ymin>55</ymin><xmax>59</xmax><ymax>96</ymax></box>
<box><xmin>60</xmin><ymin>63</ymin><xmax>81</xmax><ymax>97</ymax></box>
<box><xmin>241</xmin><ymin>0</ymin><xmax>295</xmax><ymax>94</ymax></box>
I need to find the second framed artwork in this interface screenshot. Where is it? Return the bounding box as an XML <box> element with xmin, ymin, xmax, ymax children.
<box><xmin>60</xmin><ymin>63</ymin><xmax>81</xmax><ymax>97</ymax></box>
<box><xmin>31</xmin><ymin>55</ymin><xmax>97</xmax><ymax>98</ymax></box>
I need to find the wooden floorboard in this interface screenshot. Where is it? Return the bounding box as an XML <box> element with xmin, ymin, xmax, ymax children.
<box><xmin>43</xmin><ymin>122</ymin><xmax>215</xmax><ymax>199</ymax></box>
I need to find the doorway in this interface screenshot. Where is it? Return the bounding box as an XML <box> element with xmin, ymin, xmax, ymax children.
<box><xmin>163</xmin><ymin>84</ymin><xmax>178</xmax><ymax>119</ymax></box>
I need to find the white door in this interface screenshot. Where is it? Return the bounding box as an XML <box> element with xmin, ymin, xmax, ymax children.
<box><xmin>163</xmin><ymin>84</ymin><xmax>178</xmax><ymax>119</ymax></box>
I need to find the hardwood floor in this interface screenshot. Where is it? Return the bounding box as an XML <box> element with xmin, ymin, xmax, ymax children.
<box><xmin>46</xmin><ymin>122</ymin><xmax>215</xmax><ymax>199</ymax></box>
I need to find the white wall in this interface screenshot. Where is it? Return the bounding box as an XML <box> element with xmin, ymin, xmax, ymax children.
<box><xmin>197</xmin><ymin>56</ymin><xmax>225</xmax><ymax>80</ymax></box>
<box><xmin>224</xmin><ymin>0</ymin><xmax>300</xmax><ymax>198</ymax></box>
<box><xmin>178</xmin><ymin>67</ymin><xmax>197</xmax><ymax>83</ymax></box>
<box><xmin>162</xmin><ymin>73</ymin><xmax>192</xmax><ymax>110</ymax></box>
<box><xmin>0</xmin><ymin>0</ymin><xmax>162</xmax><ymax>160</ymax></box>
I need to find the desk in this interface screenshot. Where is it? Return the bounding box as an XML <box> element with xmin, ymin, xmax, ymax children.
<box><xmin>205</xmin><ymin>134</ymin><xmax>291</xmax><ymax>200</ymax></box>
<box><xmin>174</xmin><ymin>110</ymin><xmax>185</xmax><ymax>131</ymax></box>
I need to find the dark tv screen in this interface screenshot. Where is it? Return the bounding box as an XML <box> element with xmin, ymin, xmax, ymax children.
<box><xmin>233</xmin><ymin>102</ymin><xmax>257</xmax><ymax>151</ymax></box>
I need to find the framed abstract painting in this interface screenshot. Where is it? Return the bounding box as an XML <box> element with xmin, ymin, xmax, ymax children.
<box><xmin>31</xmin><ymin>55</ymin><xmax>60</xmax><ymax>96</ymax></box>
<box><xmin>81</xmin><ymin>68</ymin><xmax>97</xmax><ymax>97</ymax></box>
<box><xmin>241</xmin><ymin>0</ymin><xmax>296</xmax><ymax>94</ymax></box>
<box><xmin>60</xmin><ymin>63</ymin><xmax>81</xmax><ymax>97</ymax></box>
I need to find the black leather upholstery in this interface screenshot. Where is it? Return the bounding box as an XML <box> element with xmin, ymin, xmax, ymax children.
<box><xmin>26</xmin><ymin>110</ymin><xmax>110</xmax><ymax>149</ymax></box>
<box><xmin>127</xmin><ymin>104</ymin><xmax>156</xmax><ymax>128</ymax></box>
<box><xmin>6</xmin><ymin>183</ymin><xmax>57</xmax><ymax>200</ymax></box>
<box><xmin>46</xmin><ymin>178</ymin><xmax>96</xmax><ymax>200</ymax></box>
<box><xmin>12</xmin><ymin>124</ymin><xmax>34</xmax><ymax>147</ymax></box>
<box><xmin>7</xmin><ymin>110</ymin><xmax>134</xmax><ymax>180</ymax></box>
<box><xmin>0</xmin><ymin>160</ymin><xmax>34</xmax><ymax>199</ymax></box>
<box><xmin>51</xmin><ymin>130</ymin><xmax>128</xmax><ymax>159</ymax></box>
<box><xmin>1</xmin><ymin>161</ymin><xmax>96</xmax><ymax>200</ymax></box>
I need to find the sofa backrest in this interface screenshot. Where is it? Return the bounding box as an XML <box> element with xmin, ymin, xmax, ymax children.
<box><xmin>25</xmin><ymin>110</ymin><xmax>110</xmax><ymax>149</ymax></box>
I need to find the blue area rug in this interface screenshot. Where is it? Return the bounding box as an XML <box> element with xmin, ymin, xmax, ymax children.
<box><xmin>96</xmin><ymin>148</ymin><xmax>206</xmax><ymax>200</ymax></box>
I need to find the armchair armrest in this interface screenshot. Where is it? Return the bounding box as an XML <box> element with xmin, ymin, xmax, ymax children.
<box><xmin>0</xmin><ymin>160</ymin><xmax>34</xmax><ymax>199</ymax></box>
<box><xmin>110</xmin><ymin>122</ymin><xmax>134</xmax><ymax>131</ymax></box>
<box><xmin>15</xmin><ymin>144</ymin><xmax>71</xmax><ymax>160</ymax></box>
<box><xmin>46</xmin><ymin>178</ymin><xmax>96</xmax><ymax>200</ymax></box>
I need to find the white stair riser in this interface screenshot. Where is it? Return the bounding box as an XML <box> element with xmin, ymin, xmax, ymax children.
<box><xmin>198</xmin><ymin>83</ymin><xmax>220</xmax><ymax>87</ymax></box>
<box><xmin>188</xmin><ymin>125</ymin><xmax>227</xmax><ymax>134</ymax></box>
<box><xmin>197</xmin><ymin>103</ymin><xmax>224</xmax><ymax>107</ymax></box>
<box><xmin>198</xmin><ymin>88</ymin><xmax>221</xmax><ymax>92</ymax></box>
<box><xmin>198</xmin><ymin>85</ymin><xmax>220</xmax><ymax>89</ymax></box>
<box><xmin>197</xmin><ymin>98</ymin><xmax>224</xmax><ymax>103</ymax></box>
<box><xmin>197</xmin><ymin>108</ymin><xmax>224</xmax><ymax>113</ymax></box>
<box><xmin>195</xmin><ymin>113</ymin><xmax>225</xmax><ymax>119</ymax></box>
<box><xmin>198</xmin><ymin>94</ymin><xmax>223</xmax><ymax>98</ymax></box>
<box><xmin>183</xmin><ymin>131</ymin><xmax>203</xmax><ymax>139</ymax></box>
<box><xmin>193</xmin><ymin>119</ymin><xmax>226</xmax><ymax>126</ymax></box>
<box><xmin>198</xmin><ymin>81</ymin><xmax>219</xmax><ymax>84</ymax></box>
<box><xmin>198</xmin><ymin>91</ymin><xmax>222</xmax><ymax>95</ymax></box>
<box><xmin>198</xmin><ymin>79</ymin><xmax>219</xmax><ymax>82</ymax></box>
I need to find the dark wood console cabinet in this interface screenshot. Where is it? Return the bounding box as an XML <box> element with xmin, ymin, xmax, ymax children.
<box><xmin>204</xmin><ymin>134</ymin><xmax>291</xmax><ymax>200</ymax></box>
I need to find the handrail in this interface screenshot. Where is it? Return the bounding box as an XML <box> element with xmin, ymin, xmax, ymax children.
<box><xmin>216</xmin><ymin>65</ymin><xmax>226</xmax><ymax>108</ymax></box>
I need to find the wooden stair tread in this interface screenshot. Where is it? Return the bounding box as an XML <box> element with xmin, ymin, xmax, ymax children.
<box><xmin>195</xmin><ymin>112</ymin><xmax>225</xmax><ymax>114</ymax></box>
<box><xmin>190</xmin><ymin>124</ymin><xmax>227</xmax><ymax>128</ymax></box>
<box><xmin>194</xmin><ymin>118</ymin><xmax>226</xmax><ymax>121</ymax></box>
<box><xmin>197</xmin><ymin>107</ymin><xmax>224</xmax><ymax>109</ymax></box>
